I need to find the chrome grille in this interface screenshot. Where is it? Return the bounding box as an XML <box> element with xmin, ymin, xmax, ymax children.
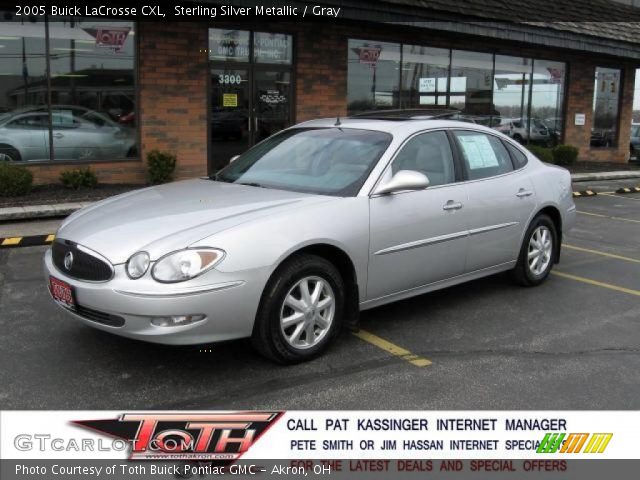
<box><xmin>52</xmin><ymin>240</ymin><xmax>113</xmax><ymax>282</ymax></box>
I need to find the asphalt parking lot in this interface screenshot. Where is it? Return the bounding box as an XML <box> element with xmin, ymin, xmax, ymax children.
<box><xmin>1</xmin><ymin>180</ymin><xmax>639</xmax><ymax>410</ymax></box>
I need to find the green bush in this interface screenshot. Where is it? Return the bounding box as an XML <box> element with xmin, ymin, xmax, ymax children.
<box><xmin>526</xmin><ymin>145</ymin><xmax>554</xmax><ymax>163</ymax></box>
<box><xmin>552</xmin><ymin>144</ymin><xmax>579</xmax><ymax>166</ymax></box>
<box><xmin>0</xmin><ymin>161</ymin><xmax>33</xmax><ymax>197</ymax></box>
<box><xmin>147</xmin><ymin>150</ymin><xmax>177</xmax><ymax>185</ymax></box>
<box><xmin>60</xmin><ymin>167</ymin><xmax>98</xmax><ymax>189</ymax></box>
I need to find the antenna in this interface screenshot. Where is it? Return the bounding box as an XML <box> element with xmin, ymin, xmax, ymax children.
<box><xmin>334</xmin><ymin>116</ymin><xmax>341</xmax><ymax>126</ymax></box>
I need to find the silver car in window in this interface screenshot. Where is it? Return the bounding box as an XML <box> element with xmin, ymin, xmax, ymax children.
<box><xmin>44</xmin><ymin>117</ymin><xmax>575</xmax><ymax>363</ymax></box>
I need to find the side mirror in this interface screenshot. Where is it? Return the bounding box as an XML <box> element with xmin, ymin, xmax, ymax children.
<box><xmin>229</xmin><ymin>155</ymin><xmax>240</xmax><ymax>163</ymax></box>
<box><xmin>374</xmin><ymin>170</ymin><xmax>430</xmax><ymax>196</ymax></box>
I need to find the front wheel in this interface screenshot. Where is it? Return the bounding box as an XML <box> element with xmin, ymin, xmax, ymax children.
<box><xmin>510</xmin><ymin>214</ymin><xmax>557</xmax><ymax>286</ymax></box>
<box><xmin>252</xmin><ymin>254</ymin><xmax>344</xmax><ymax>364</ymax></box>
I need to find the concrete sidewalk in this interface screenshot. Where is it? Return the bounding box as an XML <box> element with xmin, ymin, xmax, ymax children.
<box><xmin>1</xmin><ymin>170</ymin><xmax>640</xmax><ymax>224</ymax></box>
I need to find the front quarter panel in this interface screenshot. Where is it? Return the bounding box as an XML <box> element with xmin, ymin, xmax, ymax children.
<box><xmin>193</xmin><ymin>196</ymin><xmax>371</xmax><ymax>302</ymax></box>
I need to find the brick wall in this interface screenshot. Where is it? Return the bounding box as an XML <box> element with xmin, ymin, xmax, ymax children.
<box><xmin>565</xmin><ymin>60</ymin><xmax>635</xmax><ymax>163</ymax></box>
<box><xmin>295</xmin><ymin>23</ymin><xmax>348</xmax><ymax>121</ymax></box>
<box><xmin>138</xmin><ymin>21</ymin><xmax>209</xmax><ymax>179</ymax></box>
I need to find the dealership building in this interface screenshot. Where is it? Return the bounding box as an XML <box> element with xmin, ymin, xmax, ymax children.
<box><xmin>1</xmin><ymin>0</ymin><xmax>640</xmax><ymax>184</ymax></box>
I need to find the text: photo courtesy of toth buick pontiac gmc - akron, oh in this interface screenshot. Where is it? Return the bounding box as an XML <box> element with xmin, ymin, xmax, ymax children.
<box><xmin>44</xmin><ymin>110</ymin><xmax>576</xmax><ymax>364</ymax></box>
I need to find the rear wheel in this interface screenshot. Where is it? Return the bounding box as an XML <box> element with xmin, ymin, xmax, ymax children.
<box><xmin>252</xmin><ymin>254</ymin><xmax>344</xmax><ymax>364</ymax></box>
<box><xmin>510</xmin><ymin>214</ymin><xmax>557</xmax><ymax>286</ymax></box>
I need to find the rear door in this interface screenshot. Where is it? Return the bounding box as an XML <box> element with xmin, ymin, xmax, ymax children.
<box><xmin>451</xmin><ymin>130</ymin><xmax>536</xmax><ymax>272</ymax></box>
<box><xmin>367</xmin><ymin>130</ymin><xmax>469</xmax><ymax>300</ymax></box>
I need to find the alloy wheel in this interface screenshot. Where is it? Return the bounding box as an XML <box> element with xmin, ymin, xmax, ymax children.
<box><xmin>527</xmin><ymin>225</ymin><xmax>552</xmax><ymax>276</ymax></box>
<box><xmin>280</xmin><ymin>276</ymin><xmax>335</xmax><ymax>349</ymax></box>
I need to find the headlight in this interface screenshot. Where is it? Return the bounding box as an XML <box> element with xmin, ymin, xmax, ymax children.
<box><xmin>126</xmin><ymin>251</ymin><xmax>150</xmax><ymax>279</ymax></box>
<box><xmin>151</xmin><ymin>248</ymin><xmax>225</xmax><ymax>283</ymax></box>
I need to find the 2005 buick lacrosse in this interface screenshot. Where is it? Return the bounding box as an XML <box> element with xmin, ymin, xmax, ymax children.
<box><xmin>45</xmin><ymin>111</ymin><xmax>575</xmax><ymax>363</ymax></box>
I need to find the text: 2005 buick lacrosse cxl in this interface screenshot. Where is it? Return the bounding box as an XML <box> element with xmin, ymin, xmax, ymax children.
<box><xmin>45</xmin><ymin>114</ymin><xmax>575</xmax><ymax>363</ymax></box>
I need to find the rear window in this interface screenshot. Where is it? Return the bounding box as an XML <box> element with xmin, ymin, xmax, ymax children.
<box><xmin>505</xmin><ymin>142</ymin><xmax>528</xmax><ymax>169</ymax></box>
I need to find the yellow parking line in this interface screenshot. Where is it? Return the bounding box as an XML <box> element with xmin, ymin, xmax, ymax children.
<box><xmin>563</xmin><ymin>244</ymin><xmax>640</xmax><ymax>264</ymax></box>
<box><xmin>599</xmin><ymin>193</ymin><xmax>640</xmax><ymax>201</ymax></box>
<box><xmin>1</xmin><ymin>237</ymin><xmax>22</xmax><ymax>246</ymax></box>
<box><xmin>552</xmin><ymin>271</ymin><xmax>640</xmax><ymax>297</ymax></box>
<box><xmin>577</xmin><ymin>210</ymin><xmax>640</xmax><ymax>224</ymax></box>
<box><xmin>353</xmin><ymin>329</ymin><xmax>432</xmax><ymax>367</ymax></box>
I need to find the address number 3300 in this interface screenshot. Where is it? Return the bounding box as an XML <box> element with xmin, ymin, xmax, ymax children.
<box><xmin>218</xmin><ymin>74</ymin><xmax>243</xmax><ymax>85</ymax></box>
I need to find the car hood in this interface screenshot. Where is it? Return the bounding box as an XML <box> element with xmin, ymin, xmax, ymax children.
<box><xmin>58</xmin><ymin>179</ymin><xmax>332</xmax><ymax>264</ymax></box>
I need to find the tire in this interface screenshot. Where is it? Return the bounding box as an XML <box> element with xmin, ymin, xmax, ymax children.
<box><xmin>510</xmin><ymin>214</ymin><xmax>558</xmax><ymax>287</ymax></box>
<box><xmin>251</xmin><ymin>253</ymin><xmax>345</xmax><ymax>364</ymax></box>
<box><xmin>512</xmin><ymin>134</ymin><xmax>524</xmax><ymax>144</ymax></box>
<box><xmin>0</xmin><ymin>145</ymin><xmax>21</xmax><ymax>162</ymax></box>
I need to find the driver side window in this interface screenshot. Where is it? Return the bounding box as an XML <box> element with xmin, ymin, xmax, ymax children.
<box><xmin>391</xmin><ymin>131</ymin><xmax>455</xmax><ymax>187</ymax></box>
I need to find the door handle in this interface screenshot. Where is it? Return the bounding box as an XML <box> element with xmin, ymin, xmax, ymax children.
<box><xmin>53</xmin><ymin>133</ymin><xmax>64</xmax><ymax>138</ymax></box>
<box><xmin>443</xmin><ymin>200</ymin><xmax>463</xmax><ymax>211</ymax></box>
<box><xmin>516</xmin><ymin>188</ymin><xmax>533</xmax><ymax>198</ymax></box>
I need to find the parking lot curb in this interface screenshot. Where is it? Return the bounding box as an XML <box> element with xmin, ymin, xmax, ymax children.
<box><xmin>0</xmin><ymin>201</ymin><xmax>93</xmax><ymax>222</ymax></box>
<box><xmin>571</xmin><ymin>171</ymin><xmax>640</xmax><ymax>183</ymax></box>
<box><xmin>573</xmin><ymin>190</ymin><xmax>597</xmax><ymax>197</ymax></box>
<box><xmin>0</xmin><ymin>234</ymin><xmax>55</xmax><ymax>249</ymax></box>
<box><xmin>615</xmin><ymin>186</ymin><xmax>640</xmax><ymax>194</ymax></box>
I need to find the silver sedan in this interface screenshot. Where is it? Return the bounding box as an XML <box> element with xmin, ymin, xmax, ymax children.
<box><xmin>44</xmin><ymin>117</ymin><xmax>576</xmax><ymax>363</ymax></box>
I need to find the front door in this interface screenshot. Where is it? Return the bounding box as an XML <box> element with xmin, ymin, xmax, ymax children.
<box><xmin>209</xmin><ymin>29</ymin><xmax>293</xmax><ymax>172</ymax></box>
<box><xmin>367</xmin><ymin>130</ymin><xmax>469</xmax><ymax>300</ymax></box>
<box><xmin>210</xmin><ymin>67</ymin><xmax>251</xmax><ymax>171</ymax></box>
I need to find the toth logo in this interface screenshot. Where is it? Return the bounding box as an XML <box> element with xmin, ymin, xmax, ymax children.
<box><xmin>537</xmin><ymin>433</ymin><xmax>613</xmax><ymax>454</ymax></box>
<box><xmin>63</xmin><ymin>251</ymin><xmax>74</xmax><ymax>270</ymax></box>
<box><xmin>73</xmin><ymin>412</ymin><xmax>282</xmax><ymax>461</ymax></box>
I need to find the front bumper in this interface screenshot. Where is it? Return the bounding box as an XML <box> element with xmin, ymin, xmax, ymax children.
<box><xmin>43</xmin><ymin>249</ymin><xmax>267</xmax><ymax>345</ymax></box>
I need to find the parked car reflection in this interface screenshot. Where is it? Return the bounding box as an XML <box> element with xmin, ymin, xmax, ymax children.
<box><xmin>630</xmin><ymin>123</ymin><xmax>640</xmax><ymax>159</ymax></box>
<box><xmin>0</xmin><ymin>106</ymin><xmax>136</xmax><ymax>162</ymax></box>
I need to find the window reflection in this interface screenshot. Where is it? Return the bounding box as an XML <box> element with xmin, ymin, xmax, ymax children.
<box><xmin>592</xmin><ymin>67</ymin><xmax>620</xmax><ymax>148</ymax></box>
<box><xmin>401</xmin><ymin>45</ymin><xmax>449</xmax><ymax>108</ymax></box>
<box><xmin>347</xmin><ymin>40</ymin><xmax>567</xmax><ymax>146</ymax></box>
<box><xmin>0</xmin><ymin>16</ymin><xmax>48</xmax><ymax>161</ymax></box>
<box><xmin>48</xmin><ymin>19</ymin><xmax>136</xmax><ymax>161</ymax></box>
<box><xmin>450</xmin><ymin>50</ymin><xmax>494</xmax><ymax>125</ymax></box>
<box><xmin>0</xmin><ymin>14</ymin><xmax>137</xmax><ymax>163</ymax></box>
<box><xmin>347</xmin><ymin>39</ymin><xmax>400</xmax><ymax>113</ymax></box>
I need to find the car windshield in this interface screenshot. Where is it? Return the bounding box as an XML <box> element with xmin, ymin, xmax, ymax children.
<box><xmin>214</xmin><ymin>127</ymin><xmax>392</xmax><ymax>196</ymax></box>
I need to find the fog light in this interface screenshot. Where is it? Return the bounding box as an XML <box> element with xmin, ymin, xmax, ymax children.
<box><xmin>151</xmin><ymin>314</ymin><xmax>205</xmax><ymax>327</ymax></box>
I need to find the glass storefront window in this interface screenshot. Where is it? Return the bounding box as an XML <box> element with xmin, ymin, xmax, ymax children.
<box><xmin>592</xmin><ymin>67</ymin><xmax>621</xmax><ymax>148</ymax></box>
<box><xmin>530</xmin><ymin>60</ymin><xmax>565</xmax><ymax>146</ymax></box>
<box><xmin>0</xmin><ymin>16</ymin><xmax>48</xmax><ymax>162</ymax></box>
<box><xmin>209</xmin><ymin>29</ymin><xmax>250</xmax><ymax>62</ymax></box>
<box><xmin>401</xmin><ymin>45</ymin><xmax>450</xmax><ymax>108</ymax></box>
<box><xmin>347</xmin><ymin>39</ymin><xmax>567</xmax><ymax>145</ymax></box>
<box><xmin>0</xmin><ymin>13</ymin><xmax>137</xmax><ymax>163</ymax></box>
<box><xmin>253</xmin><ymin>33</ymin><xmax>292</xmax><ymax>65</ymax></box>
<box><xmin>493</xmin><ymin>55</ymin><xmax>531</xmax><ymax>135</ymax></box>
<box><xmin>48</xmin><ymin>19</ymin><xmax>136</xmax><ymax>161</ymax></box>
<box><xmin>347</xmin><ymin>39</ymin><xmax>401</xmax><ymax>114</ymax></box>
<box><xmin>450</xmin><ymin>50</ymin><xmax>494</xmax><ymax>124</ymax></box>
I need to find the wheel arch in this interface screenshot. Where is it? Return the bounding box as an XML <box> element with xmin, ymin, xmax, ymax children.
<box><xmin>267</xmin><ymin>242</ymin><xmax>361</xmax><ymax>329</ymax></box>
<box><xmin>0</xmin><ymin>143</ymin><xmax>21</xmax><ymax>161</ymax></box>
<box><xmin>534</xmin><ymin>205</ymin><xmax>563</xmax><ymax>263</ymax></box>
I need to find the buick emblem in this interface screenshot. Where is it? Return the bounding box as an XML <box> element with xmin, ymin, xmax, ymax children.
<box><xmin>64</xmin><ymin>251</ymin><xmax>74</xmax><ymax>271</ymax></box>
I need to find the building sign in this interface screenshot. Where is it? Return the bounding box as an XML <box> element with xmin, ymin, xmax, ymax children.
<box><xmin>574</xmin><ymin>113</ymin><xmax>586</xmax><ymax>126</ymax></box>
<box><xmin>90</xmin><ymin>27</ymin><xmax>131</xmax><ymax>53</ymax></box>
<box><xmin>223</xmin><ymin>93</ymin><xmax>238</xmax><ymax>107</ymax></box>
<box><xmin>419</xmin><ymin>78</ymin><xmax>436</xmax><ymax>93</ymax></box>
<box><xmin>358</xmin><ymin>47</ymin><xmax>382</xmax><ymax>66</ymax></box>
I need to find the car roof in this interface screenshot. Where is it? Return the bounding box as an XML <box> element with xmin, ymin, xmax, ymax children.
<box><xmin>296</xmin><ymin>117</ymin><xmax>501</xmax><ymax>136</ymax></box>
